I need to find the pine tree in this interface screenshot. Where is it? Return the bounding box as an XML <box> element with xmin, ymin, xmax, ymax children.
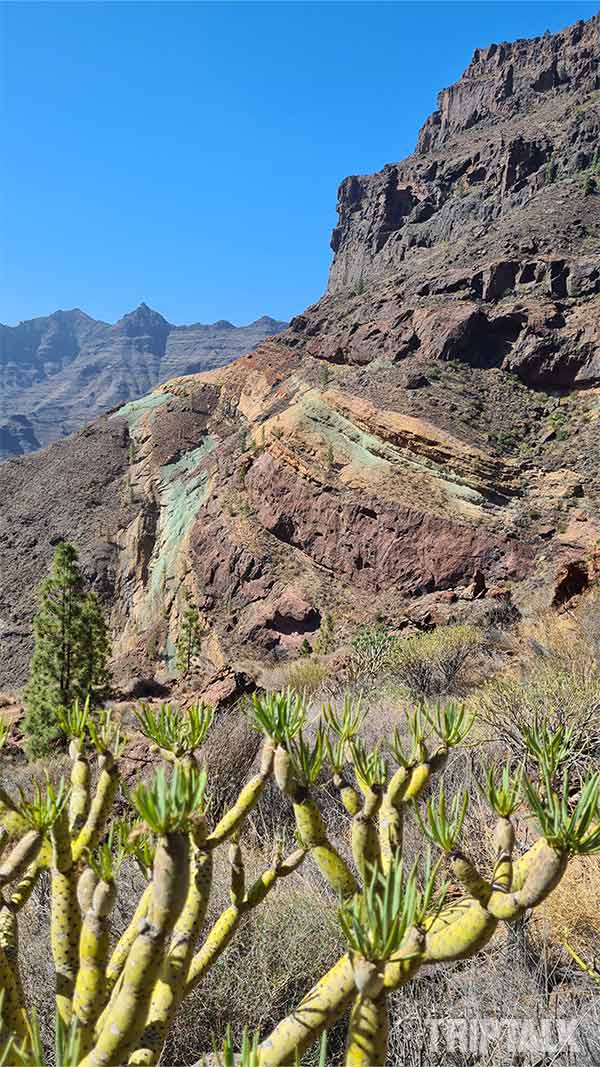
<box><xmin>175</xmin><ymin>592</ymin><xmax>204</xmax><ymax>678</ymax></box>
<box><xmin>314</xmin><ymin>612</ymin><xmax>335</xmax><ymax>655</ymax></box>
<box><xmin>23</xmin><ymin>543</ymin><xmax>111</xmax><ymax>756</ymax></box>
<box><xmin>79</xmin><ymin>591</ymin><xmax>112</xmax><ymax>702</ymax></box>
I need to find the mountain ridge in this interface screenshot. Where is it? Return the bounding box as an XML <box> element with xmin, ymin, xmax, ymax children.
<box><xmin>0</xmin><ymin>305</ymin><xmax>287</xmax><ymax>459</ymax></box>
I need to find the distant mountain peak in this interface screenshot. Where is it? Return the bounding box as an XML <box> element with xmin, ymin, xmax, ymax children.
<box><xmin>121</xmin><ymin>302</ymin><xmax>169</xmax><ymax>322</ymax></box>
<box><xmin>0</xmin><ymin>307</ymin><xmax>288</xmax><ymax>460</ymax></box>
<box><xmin>251</xmin><ymin>315</ymin><xmax>281</xmax><ymax>329</ymax></box>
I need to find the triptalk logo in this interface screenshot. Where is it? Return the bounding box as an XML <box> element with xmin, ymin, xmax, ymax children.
<box><xmin>427</xmin><ymin>1016</ymin><xmax>582</xmax><ymax>1060</ymax></box>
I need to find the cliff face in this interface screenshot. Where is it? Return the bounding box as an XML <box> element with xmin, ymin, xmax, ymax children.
<box><xmin>0</xmin><ymin>306</ymin><xmax>286</xmax><ymax>459</ymax></box>
<box><xmin>329</xmin><ymin>17</ymin><xmax>599</xmax><ymax>298</ymax></box>
<box><xmin>1</xmin><ymin>16</ymin><xmax>599</xmax><ymax>690</ymax></box>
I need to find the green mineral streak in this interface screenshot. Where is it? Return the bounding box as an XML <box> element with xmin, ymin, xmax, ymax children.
<box><xmin>110</xmin><ymin>392</ymin><xmax>174</xmax><ymax>428</ymax></box>
<box><xmin>443</xmin><ymin>481</ymin><xmax>484</xmax><ymax>503</ymax></box>
<box><xmin>299</xmin><ymin>390</ymin><xmax>485</xmax><ymax>501</ymax></box>
<box><xmin>300</xmin><ymin>392</ymin><xmax>395</xmax><ymax>469</ymax></box>
<box><xmin>143</xmin><ymin>439</ymin><xmax>214</xmax><ymax>626</ymax></box>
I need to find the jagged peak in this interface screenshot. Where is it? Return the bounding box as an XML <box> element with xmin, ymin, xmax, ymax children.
<box><xmin>121</xmin><ymin>301</ymin><xmax>168</xmax><ymax>320</ymax></box>
<box><xmin>116</xmin><ymin>303</ymin><xmax>172</xmax><ymax>332</ymax></box>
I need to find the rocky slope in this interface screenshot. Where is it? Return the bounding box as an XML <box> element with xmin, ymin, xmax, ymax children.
<box><xmin>0</xmin><ymin>306</ymin><xmax>286</xmax><ymax>459</ymax></box>
<box><xmin>1</xmin><ymin>15</ymin><xmax>599</xmax><ymax>691</ymax></box>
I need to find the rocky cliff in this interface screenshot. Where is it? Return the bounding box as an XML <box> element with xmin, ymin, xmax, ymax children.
<box><xmin>0</xmin><ymin>306</ymin><xmax>286</xmax><ymax>459</ymax></box>
<box><xmin>1</xmin><ymin>15</ymin><xmax>599</xmax><ymax>691</ymax></box>
<box><xmin>329</xmin><ymin>16</ymin><xmax>599</xmax><ymax>294</ymax></box>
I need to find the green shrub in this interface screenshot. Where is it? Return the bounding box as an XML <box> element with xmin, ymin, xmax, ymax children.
<box><xmin>350</xmin><ymin>623</ymin><xmax>397</xmax><ymax>679</ymax></box>
<box><xmin>176</xmin><ymin>591</ymin><xmax>204</xmax><ymax>677</ymax></box>
<box><xmin>390</xmin><ymin>624</ymin><xmax>485</xmax><ymax>696</ymax></box>
<box><xmin>314</xmin><ymin>612</ymin><xmax>335</xmax><ymax>654</ymax></box>
<box><xmin>544</xmin><ymin>160</ymin><xmax>556</xmax><ymax>184</ymax></box>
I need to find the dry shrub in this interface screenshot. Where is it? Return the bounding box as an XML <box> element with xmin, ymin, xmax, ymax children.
<box><xmin>473</xmin><ymin>659</ymin><xmax>600</xmax><ymax>771</ymax></box>
<box><xmin>532</xmin><ymin>854</ymin><xmax>600</xmax><ymax>956</ymax></box>
<box><xmin>201</xmin><ymin>704</ymin><xmax>262</xmax><ymax>824</ymax></box>
<box><xmin>385</xmin><ymin>918</ymin><xmax>600</xmax><ymax>1067</ymax></box>
<box><xmin>518</xmin><ymin>590</ymin><xmax>600</xmax><ymax>672</ymax></box>
<box><xmin>0</xmin><ymin>750</ymin><xmax>70</xmax><ymax>802</ymax></box>
<box><xmin>279</xmin><ymin>657</ymin><xmax>332</xmax><ymax>697</ymax></box>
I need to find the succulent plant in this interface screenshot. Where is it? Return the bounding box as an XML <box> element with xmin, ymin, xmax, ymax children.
<box><xmin>0</xmin><ymin>694</ymin><xmax>598</xmax><ymax>1067</ymax></box>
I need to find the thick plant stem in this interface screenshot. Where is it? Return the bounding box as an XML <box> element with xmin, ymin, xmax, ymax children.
<box><xmin>185</xmin><ymin>901</ymin><xmax>242</xmax><ymax>994</ymax></box>
<box><xmin>258</xmin><ymin>954</ymin><xmax>356</xmax><ymax>1066</ymax></box>
<box><xmin>0</xmin><ymin>940</ymin><xmax>28</xmax><ymax>1044</ymax></box>
<box><xmin>128</xmin><ymin>846</ymin><xmax>213</xmax><ymax>1066</ymax></box>
<box><xmin>5</xmin><ymin>861</ymin><xmax>40</xmax><ymax>914</ymax></box>
<box><xmin>0</xmin><ymin>863</ymin><xmax>41</xmax><ymax>1015</ymax></box>
<box><xmin>0</xmin><ymin>829</ymin><xmax>44</xmax><ymax>886</ymax></box>
<box><xmin>509</xmin><ymin>837</ymin><xmax>550</xmax><ymax>891</ymax></box>
<box><xmin>334</xmin><ymin>775</ymin><xmax>361</xmax><ymax>817</ymax></box>
<box><xmin>450</xmin><ymin>852</ymin><xmax>493</xmax><ymax>906</ymax></box>
<box><xmin>73</xmin><ymin>879</ymin><xmax>115</xmax><ymax>1056</ymax></box>
<box><xmin>72</xmin><ymin>755</ymin><xmax>118</xmax><ymax>862</ymax></box>
<box><xmin>423</xmin><ymin>899</ymin><xmax>497</xmax><ymax>963</ymax></box>
<box><xmin>383</xmin><ymin>928</ymin><xmax>425</xmax><ymax>990</ymax></box>
<box><xmin>207</xmin><ymin>770</ymin><xmax>270</xmax><ymax>848</ymax></box>
<box><xmin>513</xmin><ymin>843</ymin><xmax>567</xmax><ymax>909</ymax></box>
<box><xmin>51</xmin><ymin>807</ymin><xmax>80</xmax><ymax>1026</ymax></box>
<box><xmin>293</xmin><ymin>793</ymin><xmax>357</xmax><ymax>899</ymax></box>
<box><xmin>69</xmin><ymin>742</ymin><xmax>91</xmax><ymax>834</ymax></box>
<box><xmin>492</xmin><ymin>817</ymin><xmax>515</xmax><ymax>891</ymax></box>
<box><xmin>378</xmin><ymin>795</ymin><xmax>403</xmax><ymax>875</ymax></box>
<box><xmin>185</xmin><ymin>849</ymin><xmax>306</xmax><ymax>997</ymax></box>
<box><xmin>0</xmin><ymin>860</ymin><xmax>40</xmax><ymax>955</ymax></box>
<box><xmin>81</xmin><ymin>832</ymin><xmax>189</xmax><ymax>1067</ymax></box>
<box><xmin>488</xmin><ymin>841</ymin><xmax>568</xmax><ymax>920</ymax></box>
<box><xmin>402</xmin><ymin>762</ymin><xmax>431</xmax><ymax>801</ymax></box>
<box><xmin>351</xmin><ymin>787</ymin><xmax>382</xmax><ymax>881</ymax></box>
<box><xmin>105</xmin><ymin>884</ymin><xmax>152</xmax><ymax>993</ymax></box>
<box><xmin>96</xmin><ymin>886</ymin><xmax>153</xmax><ymax>1048</ymax></box>
<box><xmin>344</xmin><ymin>991</ymin><xmax>388</xmax><ymax>1067</ymax></box>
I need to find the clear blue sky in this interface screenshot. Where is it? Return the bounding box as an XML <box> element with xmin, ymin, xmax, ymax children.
<box><xmin>1</xmin><ymin>1</ymin><xmax>598</xmax><ymax>326</ymax></box>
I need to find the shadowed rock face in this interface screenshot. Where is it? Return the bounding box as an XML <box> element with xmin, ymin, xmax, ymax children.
<box><xmin>1</xmin><ymin>15</ymin><xmax>599</xmax><ymax>688</ymax></box>
<box><xmin>0</xmin><ymin>305</ymin><xmax>287</xmax><ymax>459</ymax></box>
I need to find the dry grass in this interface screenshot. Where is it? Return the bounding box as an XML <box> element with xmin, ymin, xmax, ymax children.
<box><xmin>0</xmin><ymin>690</ymin><xmax>20</xmax><ymax>709</ymax></box>
<box><xmin>518</xmin><ymin>590</ymin><xmax>600</xmax><ymax>672</ymax></box>
<box><xmin>275</xmin><ymin>657</ymin><xmax>333</xmax><ymax>697</ymax></box>
<box><xmin>533</xmin><ymin>855</ymin><xmax>600</xmax><ymax>956</ymax></box>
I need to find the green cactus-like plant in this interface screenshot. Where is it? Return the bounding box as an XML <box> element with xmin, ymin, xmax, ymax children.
<box><xmin>1</xmin><ymin>692</ymin><xmax>600</xmax><ymax>1067</ymax></box>
<box><xmin>248</xmin><ymin>688</ymin><xmax>306</xmax><ymax>744</ymax></box>
<box><xmin>135</xmin><ymin>702</ymin><xmax>213</xmax><ymax>761</ymax></box>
